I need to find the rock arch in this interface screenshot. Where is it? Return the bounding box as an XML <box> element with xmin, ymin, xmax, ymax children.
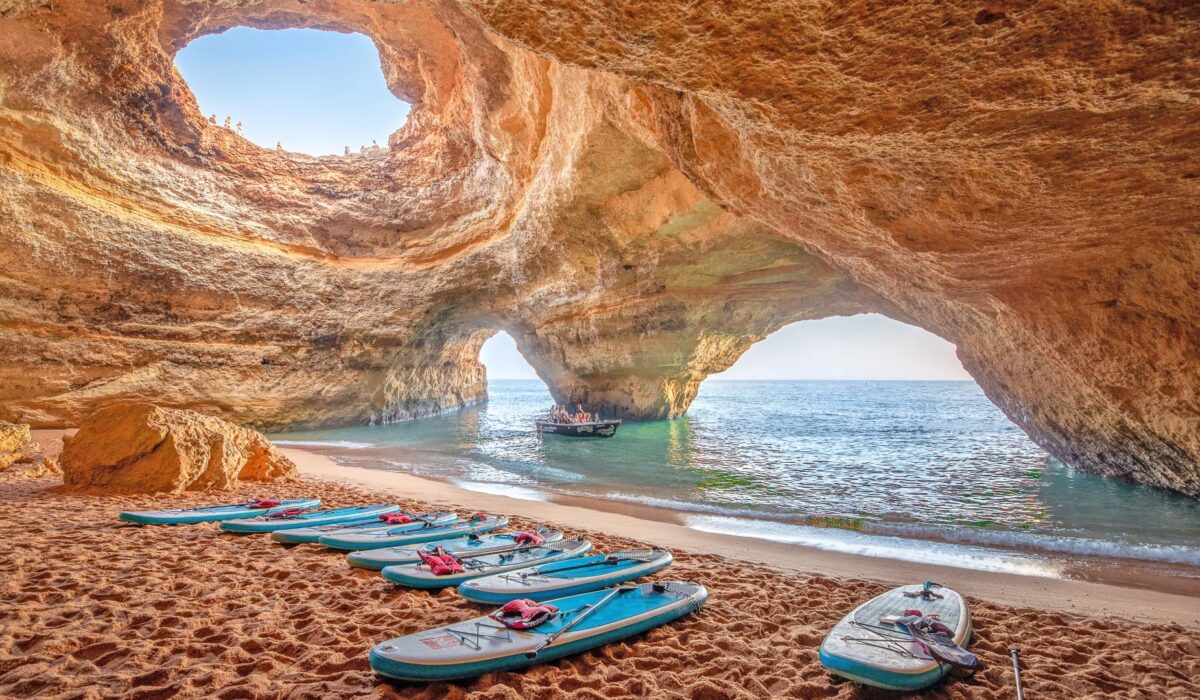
<box><xmin>0</xmin><ymin>0</ymin><xmax>1196</xmax><ymax>496</ymax></box>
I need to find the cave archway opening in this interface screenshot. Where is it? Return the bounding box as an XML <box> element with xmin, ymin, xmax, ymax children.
<box><xmin>690</xmin><ymin>312</ymin><xmax>1045</xmax><ymax>485</ymax></box>
<box><xmin>708</xmin><ymin>313</ymin><xmax>971</xmax><ymax>382</ymax></box>
<box><xmin>478</xmin><ymin>331</ymin><xmax>548</xmax><ymax>387</ymax></box>
<box><xmin>174</xmin><ymin>27</ymin><xmax>410</xmax><ymax>156</ymax></box>
<box><xmin>695</xmin><ymin>312</ymin><xmax>1000</xmax><ymax>422</ymax></box>
<box><xmin>476</xmin><ymin>330</ymin><xmax>553</xmax><ymax>427</ymax></box>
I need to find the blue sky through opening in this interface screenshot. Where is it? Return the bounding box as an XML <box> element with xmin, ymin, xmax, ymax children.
<box><xmin>175</xmin><ymin>27</ymin><xmax>409</xmax><ymax>155</ymax></box>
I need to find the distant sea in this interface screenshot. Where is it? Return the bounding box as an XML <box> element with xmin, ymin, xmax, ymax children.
<box><xmin>273</xmin><ymin>380</ymin><xmax>1200</xmax><ymax>582</ymax></box>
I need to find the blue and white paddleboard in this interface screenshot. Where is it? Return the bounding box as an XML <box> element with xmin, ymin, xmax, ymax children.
<box><xmin>819</xmin><ymin>583</ymin><xmax>972</xmax><ymax>691</ymax></box>
<box><xmin>318</xmin><ymin>514</ymin><xmax>509</xmax><ymax>551</ymax></box>
<box><xmin>370</xmin><ymin>581</ymin><xmax>707</xmax><ymax>681</ymax></box>
<box><xmin>119</xmin><ymin>498</ymin><xmax>321</xmax><ymax>525</ymax></box>
<box><xmin>219</xmin><ymin>504</ymin><xmax>401</xmax><ymax>533</ymax></box>
<box><xmin>380</xmin><ymin>539</ymin><xmax>592</xmax><ymax>589</ymax></box>
<box><xmin>347</xmin><ymin>530</ymin><xmax>565</xmax><ymax>570</ymax></box>
<box><xmin>271</xmin><ymin>511</ymin><xmax>457</xmax><ymax>544</ymax></box>
<box><xmin>459</xmin><ymin>549</ymin><xmax>673</xmax><ymax>605</ymax></box>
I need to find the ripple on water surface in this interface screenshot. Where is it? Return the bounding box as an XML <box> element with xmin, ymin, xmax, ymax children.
<box><xmin>270</xmin><ymin>380</ymin><xmax>1200</xmax><ymax>569</ymax></box>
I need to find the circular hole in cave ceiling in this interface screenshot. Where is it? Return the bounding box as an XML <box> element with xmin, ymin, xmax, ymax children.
<box><xmin>174</xmin><ymin>27</ymin><xmax>410</xmax><ymax>157</ymax></box>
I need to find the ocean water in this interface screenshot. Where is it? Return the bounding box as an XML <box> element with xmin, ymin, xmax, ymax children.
<box><xmin>272</xmin><ymin>380</ymin><xmax>1200</xmax><ymax>577</ymax></box>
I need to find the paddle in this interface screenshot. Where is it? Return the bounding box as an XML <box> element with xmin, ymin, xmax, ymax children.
<box><xmin>382</xmin><ymin>511</ymin><xmax>454</xmax><ymax>532</ymax></box>
<box><xmin>414</xmin><ymin>511</ymin><xmax>457</xmax><ymax>526</ymax></box>
<box><xmin>525</xmin><ymin>584</ymin><xmax>637</xmax><ymax>659</ymax></box>
<box><xmin>309</xmin><ymin>510</ymin><xmax>419</xmax><ymax>533</ymax></box>
<box><xmin>1009</xmin><ymin>647</ymin><xmax>1024</xmax><ymax>700</ymax></box>
<box><xmin>456</xmin><ymin>538</ymin><xmax>587</xmax><ymax>572</ymax></box>
<box><xmin>402</xmin><ymin>512</ymin><xmax>439</xmax><ymax>528</ymax></box>
<box><xmin>429</xmin><ymin>533</ymin><xmax>556</xmax><ymax>564</ymax></box>
<box><xmin>523</xmin><ymin>549</ymin><xmax>659</xmax><ymax>579</ymax></box>
<box><xmin>459</xmin><ymin>541</ymin><xmax>543</xmax><ymax>570</ymax></box>
<box><xmin>162</xmin><ymin>500</ymin><xmax>282</xmax><ymax>514</ymax></box>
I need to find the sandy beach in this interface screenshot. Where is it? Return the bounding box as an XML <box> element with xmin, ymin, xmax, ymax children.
<box><xmin>0</xmin><ymin>440</ymin><xmax>1197</xmax><ymax>699</ymax></box>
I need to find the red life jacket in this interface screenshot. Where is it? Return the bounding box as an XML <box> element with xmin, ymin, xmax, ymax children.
<box><xmin>266</xmin><ymin>507</ymin><xmax>308</xmax><ymax>519</ymax></box>
<box><xmin>417</xmin><ymin>546</ymin><xmax>464</xmax><ymax>575</ymax></box>
<box><xmin>379</xmin><ymin>513</ymin><xmax>412</xmax><ymax>524</ymax></box>
<box><xmin>248</xmin><ymin>498</ymin><xmax>282</xmax><ymax>509</ymax></box>
<box><xmin>489</xmin><ymin>598</ymin><xmax>560</xmax><ymax>629</ymax></box>
<box><xmin>514</xmin><ymin>531</ymin><xmax>546</xmax><ymax>546</ymax></box>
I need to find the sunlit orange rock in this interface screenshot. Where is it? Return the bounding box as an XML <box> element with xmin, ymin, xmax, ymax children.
<box><xmin>0</xmin><ymin>1</ymin><xmax>1195</xmax><ymax>496</ymax></box>
<box><xmin>59</xmin><ymin>404</ymin><xmax>296</xmax><ymax>493</ymax></box>
<box><xmin>0</xmin><ymin>421</ymin><xmax>60</xmax><ymax>477</ymax></box>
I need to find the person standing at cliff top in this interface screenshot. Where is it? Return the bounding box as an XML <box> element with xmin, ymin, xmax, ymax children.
<box><xmin>275</xmin><ymin>141</ymin><xmax>283</xmax><ymax>152</ymax></box>
<box><xmin>344</xmin><ymin>146</ymin><xmax>350</xmax><ymax>156</ymax></box>
<box><xmin>208</xmin><ymin>114</ymin><xmax>216</xmax><ymax>124</ymax></box>
<box><xmin>223</xmin><ymin>116</ymin><xmax>232</xmax><ymax>129</ymax></box>
<box><xmin>236</xmin><ymin>122</ymin><xmax>244</xmax><ymax>136</ymax></box>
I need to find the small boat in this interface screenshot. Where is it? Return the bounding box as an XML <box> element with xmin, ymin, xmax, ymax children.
<box><xmin>369</xmin><ymin>581</ymin><xmax>708</xmax><ymax>681</ymax></box>
<box><xmin>534</xmin><ymin>419</ymin><xmax>621</xmax><ymax>438</ymax></box>
<box><xmin>317</xmin><ymin>514</ymin><xmax>509</xmax><ymax>551</ymax></box>
<box><xmin>271</xmin><ymin>511</ymin><xmax>457</xmax><ymax>544</ymax></box>
<box><xmin>219</xmin><ymin>504</ymin><xmax>401</xmax><ymax>534</ymax></box>
<box><xmin>819</xmin><ymin>582</ymin><xmax>974</xmax><ymax>691</ymax></box>
<box><xmin>459</xmin><ymin>548</ymin><xmax>673</xmax><ymax>605</ymax></box>
<box><xmin>119</xmin><ymin>498</ymin><xmax>321</xmax><ymax>525</ymax></box>
<box><xmin>380</xmin><ymin>539</ymin><xmax>592</xmax><ymax>589</ymax></box>
<box><xmin>346</xmin><ymin>529</ymin><xmax>565</xmax><ymax>570</ymax></box>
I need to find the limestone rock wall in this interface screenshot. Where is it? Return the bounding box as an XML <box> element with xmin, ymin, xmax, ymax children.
<box><xmin>0</xmin><ymin>0</ymin><xmax>1196</xmax><ymax>495</ymax></box>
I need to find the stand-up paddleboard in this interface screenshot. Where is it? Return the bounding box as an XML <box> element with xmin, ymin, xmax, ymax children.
<box><xmin>219</xmin><ymin>504</ymin><xmax>401</xmax><ymax>533</ymax></box>
<box><xmin>370</xmin><ymin>581</ymin><xmax>707</xmax><ymax>681</ymax></box>
<box><xmin>347</xmin><ymin>529</ymin><xmax>565</xmax><ymax>570</ymax></box>
<box><xmin>318</xmin><ymin>514</ymin><xmax>509</xmax><ymax>551</ymax></box>
<box><xmin>119</xmin><ymin>498</ymin><xmax>320</xmax><ymax>525</ymax></box>
<box><xmin>271</xmin><ymin>511</ymin><xmax>457</xmax><ymax>544</ymax></box>
<box><xmin>819</xmin><ymin>583</ymin><xmax>973</xmax><ymax>691</ymax></box>
<box><xmin>459</xmin><ymin>549</ymin><xmax>673</xmax><ymax>605</ymax></box>
<box><xmin>380</xmin><ymin>539</ymin><xmax>592</xmax><ymax>589</ymax></box>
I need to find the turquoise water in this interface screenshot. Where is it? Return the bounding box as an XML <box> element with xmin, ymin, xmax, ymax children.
<box><xmin>273</xmin><ymin>380</ymin><xmax>1200</xmax><ymax>574</ymax></box>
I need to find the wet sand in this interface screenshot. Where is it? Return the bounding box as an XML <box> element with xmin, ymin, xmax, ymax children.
<box><xmin>1</xmin><ymin>450</ymin><xmax>1198</xmax><ymax>698</ymax></box>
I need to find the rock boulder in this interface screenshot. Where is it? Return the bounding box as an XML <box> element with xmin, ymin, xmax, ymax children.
<box><xmin>59</xmin><ymin>404</ymin><xmax>296</xmax><ymax>493</ymax></box>
<box><xmin>0</xmin><ymin>421</ymin><xmax>60</xmax><ymax>478</ymax></box>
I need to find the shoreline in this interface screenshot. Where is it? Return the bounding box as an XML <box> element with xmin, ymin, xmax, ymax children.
<box><xmin>269</xmin><ymin>427</ymin><xmax>1200</xmax><ymax>584</ymax></box>
<box><xmin>283</xmin><ymin>447</ymin><xmax>1200</xmax><ymax>628</ymax></box>
<box><xmin>278</xmin><ymin>440</ymin><xmax>1200</xmax><ymax>598</ymax></box>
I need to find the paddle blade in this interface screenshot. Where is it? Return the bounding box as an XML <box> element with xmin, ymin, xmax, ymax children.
<box><xmin>610</xmin><ymin>548</ymin><xmax>661</xmax><ymax>562</ymax></box>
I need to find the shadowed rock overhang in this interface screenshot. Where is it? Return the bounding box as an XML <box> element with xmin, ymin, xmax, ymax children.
<box><xmin>0</xmin><ymin>0</ymin><xmax>1196</xmax><ymax>497</ymax></box>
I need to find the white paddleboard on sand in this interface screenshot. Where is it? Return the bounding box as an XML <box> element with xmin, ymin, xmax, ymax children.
<box><xmin>819</xmin><ymin>582</ymin><xmax>972</xmax><ymax>691</ymax></box>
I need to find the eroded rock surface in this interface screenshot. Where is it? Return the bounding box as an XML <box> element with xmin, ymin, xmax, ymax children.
<box><xmin>59</xmin><ymin>404</ymin><xmax>296</xmax><ymax>493</ymax></box>
<box><xmin>0</xmin><ymin>420</ymin><xmax>60</xmax><ymax>477</ymax></box>
<box><xmin>0</xmin><ymin>1</ymin><xmax>1196</xmax><ymax>495</ymax></box>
